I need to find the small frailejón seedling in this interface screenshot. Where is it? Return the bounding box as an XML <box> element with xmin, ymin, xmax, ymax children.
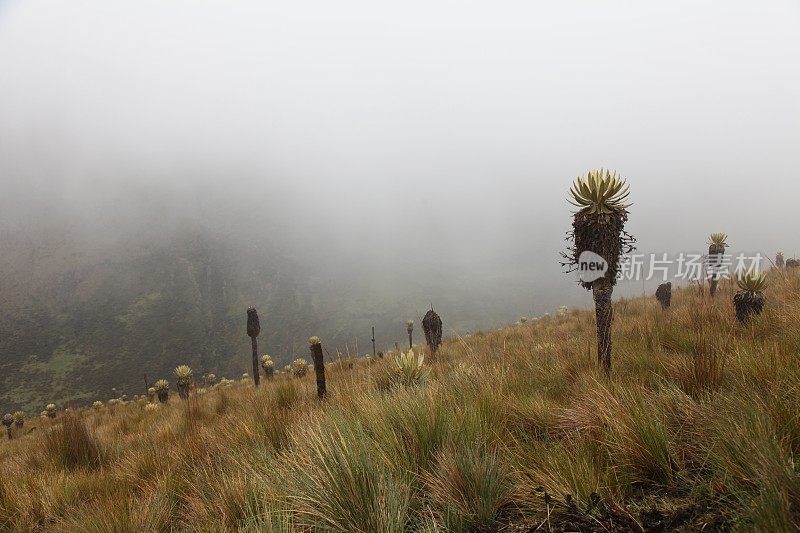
<box><xmin>563</xmin><ymin>169</ymin><xmax>635</xmax><ymax>372</ymax></box>
<box><xmin>153</xmin><ymin>379</ymin><xmax>170</xmax><ymax>403</ymax></box>
<box><xmin>406</xmin><ymin>320</ymin><xmax>414</xmax><ymax>349</ymax></box>
<box><xmin>13</xmin><ymin>411</ymin><xmax>24</xmax><ymax>429</ymax></box>
<box><xmin>147</xmin><ymin>387</ymin><xmax>156</xmax><ymax>402</ymax></box>
<box><xmin>246</xmin><ymin>307</ymin><xmax>261</xmax><ymax>387</ymax></box>
<box><xmin>422</xmin><ymin>308</ymin><xmax>443</xmax><ymax>355</ymax></box>
<box><xmin>2</xmin><ymin>414</ymin><xmax>13</xmax><ymax>439</ymax></box>
<box><xmin>46</xmin><ymin>403</ymin><xmax>57</xmax><ymax>419</ymax></box>
<box><xmin>734</xmin><ymin>269</ymin><xmax>767</xmax><ymax>324</ymax></box>
<box><xmin>260</xmin><ymin>354</ymin><xmax>274</xmax><ymax>379</ymax></box>
<box><xmin>707</xmin><ymin>233</ymin><xmax>728</xmax><ymax>297</ymax></box>
<box><xmin>174</xmin><ymin>365</ymin><xmax>193</xmax><ymax>400</ymax></box>
<box><xmin>308</xmin><ymin>336</ymin><xmax>326</xmax><ymax>400</ymax></box>
<box><xmin>656</xmin><ymin>282</ymin><xmax>672</xmax><ymax>310</ymax></box>
<box><xmin>392</xmin><ymin>348</ymin><xmax>430</xmax><ymax>387</ymax></box>
<box><xmin>291</xmin><ymin>358</ymin><xmax>309</xmax><ymax>378</ymax></box>
<box><xmin>93</xmin><ymin>401</ymin><xmax>103</xmax><ymax>410</ymax></box>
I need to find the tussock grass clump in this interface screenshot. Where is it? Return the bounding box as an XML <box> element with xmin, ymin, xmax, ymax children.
<box><xmin>359</xmin><ymin>385</ymin><xmax>451</xmax><ymax>472</ymax></box>
<box><xmin>41</xmin><ymin>413</ymin><xmax>105</xmax><ymax>470</ymax></box>
<box><xmin>0</xmin><ymin>477</ymin><xmax>16</xmax><ymax>529</ymax></box>
<box><xmin>424</xmin><ymin>446</ymin><xmax>514</xmax><ymax>531</ymax></box>
<box><xmin>273</xmin><ymin>377</ymin><xmax>299</xmax><ymax>410</ymax></box>
<box><xmin>285</xmin><ymin>418</ymin><xmax>411</xmax><ymax>532</ymax></box>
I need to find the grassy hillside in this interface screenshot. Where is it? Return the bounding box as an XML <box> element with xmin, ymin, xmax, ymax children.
<box><xmin>1</xmin><ymin>268</ymin><xmax>799</xmax><ymax>531</ymax></box>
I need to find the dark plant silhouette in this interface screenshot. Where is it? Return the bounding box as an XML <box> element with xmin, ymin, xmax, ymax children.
<box><xmin>247</xmin><ymin>307</ymin><xmax>261</xmax><ymax>387</ymax></box>
<box><xmin>309</xmin><ymin>336</ymin><xmax>326</xmax><ymax>400</ymax></box>
<box><xmin>776</xmin><ymin>252</ymin><xmax>785</xmax><ymax>268</ymax></box>
<box><xmin>422</xmin><ymin>308</ymin><xmax>443</xmax><ymax>355</ymax></box>
<box><xmin>656</xmin><ymin>282</ymin><xmax>672</xmax><ymax>310</ymax></box>
<box><xmin>406</xmin><ymin>320</ymin><xmax>414</xmax><ymax>349</ymax></box>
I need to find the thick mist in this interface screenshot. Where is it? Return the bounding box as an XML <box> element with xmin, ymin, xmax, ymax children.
<box><xmin>1</xmin><ymin>0</ymin><xmax>799</xmax><ymax>319</ymax></box>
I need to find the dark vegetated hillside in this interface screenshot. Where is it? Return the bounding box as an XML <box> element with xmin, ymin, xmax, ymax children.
<box><xmin>0</xmin><ymin>228</ymin><xmax>316</xmax><ymax>410</ymax></box>
<box><xmin>0</xmin><ymin>228</ymin><xmax>539</xmax><ymax>411</ymax></box>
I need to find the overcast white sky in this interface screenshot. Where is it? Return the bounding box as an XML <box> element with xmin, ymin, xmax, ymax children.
<box><xmin>1</xmin><ymin>0</ymin><xmax>799</xmax><ymax>304</ymax></box>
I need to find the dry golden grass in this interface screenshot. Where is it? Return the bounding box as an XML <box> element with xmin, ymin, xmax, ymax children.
<box><xmin>1</xmin><ymin>268</ymin><xmax>799</xmax><ymax>531</ymax></box>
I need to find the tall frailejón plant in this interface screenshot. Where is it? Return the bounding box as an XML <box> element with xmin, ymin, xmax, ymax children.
<box><xmin>247</xmin><ymin>307</ymin><xmax>261</xmax><ymax>387</ymax></box>
<box><xmin>174</xmin><ymin>365</ymin><xmax>193</xmax><ymax>400</ymax></box>
<box><xmin>656</xmin><ymin>282</ymin><xmax>672</xmax><ymax>310</ymax></box>
<box><xmin>406</xmin><ymin>320</ymin><xmax>414</xmax><ymax>349</ymax></box>
<box><xmin>563</xmin><ymin>169</ymin><xmax>635</xmax><ymax>372</ymax></box>
<box><xmin>707</xmin><ymin>233</ymin><xmax>728</xmax><ymax>297</ymax></box>
<box><xmin>776</xmin><ymin>251</ymin><xmax>785</xmax><ymax>268</ymax></box>
<box><xmin>734</xmin><ymin>269</ymin><xmax>767</xmax><ymax>324</ymax></box>
<box><xmin>309</xmin><ymin>336</ymin><xmax>326</xmax><ymax>400</ymax></box>
<box><xmin>422</xmin><ymin>308</ymin><xmax>443</xmax><ymax>356</ymax></box>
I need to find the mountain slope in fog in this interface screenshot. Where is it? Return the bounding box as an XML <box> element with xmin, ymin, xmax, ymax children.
<box><xmin>0</xmin><ymin>229</ymin><xmax>316</xmax><ymax>410</ymax></box>
<box><xmin>0</xmin><ymin>226</ymin><xmax>542</xmax><ymax>412</ymax></box>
